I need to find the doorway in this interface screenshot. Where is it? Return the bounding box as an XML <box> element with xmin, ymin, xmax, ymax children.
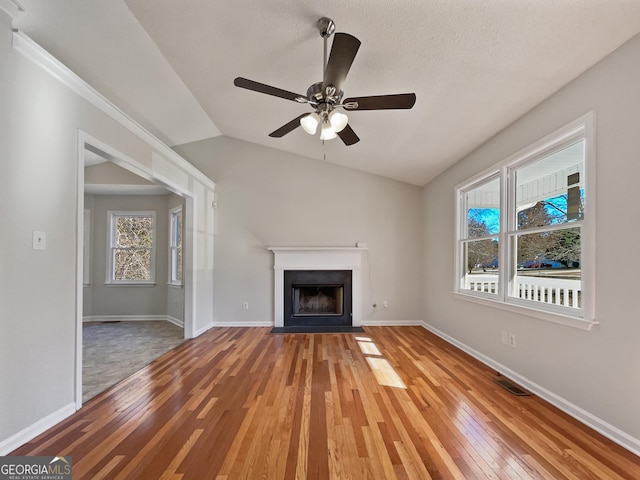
<box><xmin>76</xmin><ymin>136</ymin><xmax>196</xmax><ymax>406</ymax></box>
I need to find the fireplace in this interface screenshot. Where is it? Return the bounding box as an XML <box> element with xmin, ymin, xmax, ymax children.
<box><xmin>294</xmin><ymin>286</ymin><xmax>343</xmax><ymax>316</ymax></box>
<box><xmin>284</xmin><ymin>270</ymin><xmax>352</xmax><ymax>327</ymax></box>
<box><xmin>268</xmin><ymin>246</ymin><xmax>367</xmax><ymax>328</ymax></box>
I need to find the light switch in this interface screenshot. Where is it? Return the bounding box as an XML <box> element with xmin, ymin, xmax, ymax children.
<box><xmin>33</xmin><ymin>231</ymin><xmax>46</xmax><ymax>250</ymax></box>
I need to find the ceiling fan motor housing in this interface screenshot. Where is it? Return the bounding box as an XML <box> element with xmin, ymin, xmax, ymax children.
<box><xmin>306</xmin><ymin>82</ymin><xmax>343</xmax><ymax>111</ymax></box>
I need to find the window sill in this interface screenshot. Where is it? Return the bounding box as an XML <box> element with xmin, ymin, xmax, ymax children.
<box><xmin>104</xmin><ymin>282</ymin><xmax>156</xmax><ymax>287</ymax></box>
<box><xmin>452</xmin><ymin>291</ymin><xmax>598</xmax><ymax>331</ymax></box>
<box><xmin>168</xmin><ymin>283</ymin><xmax>183</xmax><ymax>288</ymax></box>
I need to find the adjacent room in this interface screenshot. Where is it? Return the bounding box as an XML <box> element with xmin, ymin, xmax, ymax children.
<box><xmin>82</xmin><ymin>151</ymin><xmax>186</xmax><ymax>401</ymax></box>
<box><xmin>1</xmin><ymin>1</ymin><xmax>640</xmax><ymax>478</ymax></box>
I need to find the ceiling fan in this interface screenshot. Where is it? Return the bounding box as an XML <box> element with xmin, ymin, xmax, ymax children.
<box><xmin>233</xmin><ymin>17</ymin><xmax>416</xmax><ymax>146</ymax></box>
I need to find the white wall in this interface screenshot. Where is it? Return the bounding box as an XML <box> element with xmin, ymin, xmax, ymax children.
<box><xmin>175</xmin><ymin>137</ymin><xmax>424</xmax><ymax>326</ymax></box>
<box><xmin>0</xmin><ymin>10</ymin><xmax>76</xmax><ymax>447</ymax></box>
<box><xmin>422</xmin><ymin>33</ymin><xmax>640</xmax><ymax>451</ymax></box>
<box><xmin>0</xmin><ymin>11</ymin><xmax>213</xmax><ymax>452</ymax></box>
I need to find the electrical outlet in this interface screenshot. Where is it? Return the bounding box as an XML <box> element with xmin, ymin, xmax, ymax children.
<box><xmin>382</xmin><ymin>301</ymin><xmax>388</xmax><ymax>308</ymax></box>
<box><xmin>242</xmin><ymin>301</ymin><xmax>249</xmax><ymax>310</ymax></box>
<box><xmin>508</xmin><ymin>333</ymin><xmax>517</xmax><ymax>348</ymax></box>
<box><xmin>501</xmin><ymin>331</ymin><xmax>509</xmax><ymax>345</ymax></box>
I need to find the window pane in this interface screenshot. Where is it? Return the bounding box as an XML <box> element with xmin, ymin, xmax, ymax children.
<box><xmin>515</xmin><ymin>141</ymin><xmax>584</xmax><ymax>230</ymax></box>
<box><xmin>175</xmin><ymin>211</ymin><xmax>182</xmax><ymax>245</ymax></box>
<box><xmin>462</xmin><ymin>237</ymin><xmax>499</xmax><ymax>294</ymax></box>
<box><xmin>115</xmin><ymin>216</ymin><xmax>153</xmax><ymax>247</ymax></box>
<box><xmin>512</xmin><ymin>227</ymin><xmax>581</xmax><ymax>308</ymax></box>
<box><xmin>170</xmin><ymin>210</ymin><xmax>183</xmax><ymax>283</ymax></box>
<box><xmin>114</xmin><ymin>248</ymin><xmax>152</xmax><ymax>281</ymax></box>
<box><xmin>170</xmin><ymin>247</ymin><xmax>183</xmax><ymax>283</ymax></box>
<box><xmin>465</xmin><ymin>177</ymin><xmax>500</xmax><ymax>237</ymax></box>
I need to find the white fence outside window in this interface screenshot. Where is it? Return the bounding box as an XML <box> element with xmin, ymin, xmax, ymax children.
<box><xmin>465</xmin><ymin>274</ymin><xmax>581</xmax><ymax>309</ymax></box>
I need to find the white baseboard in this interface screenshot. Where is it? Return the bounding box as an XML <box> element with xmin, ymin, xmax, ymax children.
<box><xmin>362</xmin><ymin>319</ymin><xmax>424</xmax><ymax>326</ymax></box>
<box><xmin>166</xmin><ymin>316</ymin><xmax>184</xmax><ymax>328</ymax></box>
<box><xmin>421</xmin><ymin>321</ymin><xmax>640</xmax><ymax>458</ymax></box>
<box><xmin>0</xmin><ymin>403</ymin><xmax>76</xmax><ymax>456</ymax></box>
<box><xmin>83</xmin><ymin>315</ymin><xmax>184</xmax><ymax>326</ymax></box>
<box><xmin>194</xmin><ymin>321</ymin><xmax>215</xmax><ymax>337</ymax></box>
<box><xmin>212</xmin><ymin>320</ymin><xmax>273</xmax><ymax>328</ymax></box>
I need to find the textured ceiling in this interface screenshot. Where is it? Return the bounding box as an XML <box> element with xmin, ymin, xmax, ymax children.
<box><xmin>10</xmin><ymin>1</ymin><xmax>640</xmax><ymax>185</ymax></box>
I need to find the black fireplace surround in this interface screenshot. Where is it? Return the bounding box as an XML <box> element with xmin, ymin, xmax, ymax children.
<box><xmin>283</xmin><ymin>270</ymin><xmax>352</xmax><ymax>327</ymax></box>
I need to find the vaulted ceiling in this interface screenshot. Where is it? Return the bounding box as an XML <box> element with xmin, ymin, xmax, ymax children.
<box><xmin>10</xmin><ymin>1</ymin><xmax>640</xmax><ymax>185</ymax></box>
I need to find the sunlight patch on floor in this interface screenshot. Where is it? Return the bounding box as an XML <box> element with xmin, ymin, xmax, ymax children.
<box><xmin>357</xmin><ymin>336</ymin><xmax>406</xmax><ymax>389</ymax></box>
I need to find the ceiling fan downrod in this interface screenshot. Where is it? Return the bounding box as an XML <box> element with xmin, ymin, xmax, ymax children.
<box><xmin>317</xmin><ymin>17</ymin><xmax>336</xmax><ymax>77</ymax></box>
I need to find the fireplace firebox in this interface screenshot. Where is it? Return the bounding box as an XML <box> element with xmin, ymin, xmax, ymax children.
<box><xmin>284</xmin><ymin>270</ymin><xmax>352</xmax><ymax>327</ymax></box>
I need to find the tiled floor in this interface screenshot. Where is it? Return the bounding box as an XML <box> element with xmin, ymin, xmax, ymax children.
<box><xmin>82</xmin><ymin>321</ymin><xmax>184</xmax><ymax>402</ymax></box>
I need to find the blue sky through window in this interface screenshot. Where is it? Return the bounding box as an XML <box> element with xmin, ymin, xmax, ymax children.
<box><xmin>468</xmin><ymin>208</ymin><xmax>500</xmax><ymax>234</ymax></box>
<box><xmin>469</xmin><ymin>189</ymin><xmax>584</xmax><ymax>235</ymax></box>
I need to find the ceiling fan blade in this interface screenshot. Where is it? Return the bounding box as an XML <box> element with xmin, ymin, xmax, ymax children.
<box><xmin>337</xmin><ymin>124</ymin><xmax>360</xmax><ymax>146</ymax></box>
<box><xmin>269</xmin><ymin>113</ymin><xmax>310</xmax><ymax>138</ymax></box>
<box><xmin>234</xmin><ymin>77</ymin><xmax>306</xmax><ymax>102</ymax></box>
<box><xmin>343</xmin><ymin>93</ymin><xmax>416</xmax><ymax>110</ymax></box>
<box><xmin>322</xmin><ymin>33</ymin><xmax>361</xmax><ymax>94</ymax></box>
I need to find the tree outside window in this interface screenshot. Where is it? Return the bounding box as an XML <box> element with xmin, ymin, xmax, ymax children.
<box><xmin>108</xmin><ymin>211</ymin><xmax>155</xmax><ymax>283</ymax></box>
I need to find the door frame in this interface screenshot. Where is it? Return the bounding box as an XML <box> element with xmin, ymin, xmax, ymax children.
<box><xmin>75</xmin><ymin>131</ymin><xmax>196</xmax><ymax>409</ymax></box>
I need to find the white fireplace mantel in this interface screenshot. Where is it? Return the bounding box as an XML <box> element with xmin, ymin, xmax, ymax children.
<box><xmin>268</xmin><ymin>246</ymin><xmax>367</xmax><ymax>327</ymax></box>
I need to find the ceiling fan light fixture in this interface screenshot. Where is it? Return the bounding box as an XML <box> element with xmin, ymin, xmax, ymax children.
<box><xmin>320</xmin><ymin>119</ymin><xmax>337</xmax><ymax>140</ymax></box>
<box><xmin>300</xmin><ymin>112</ymin><xmax>320</xmax><ymax>135</ymax></box>
<box><xmin>328</xmin><ymin>109</ymin><xmax>348</xmax><ymax>132</ymax></box>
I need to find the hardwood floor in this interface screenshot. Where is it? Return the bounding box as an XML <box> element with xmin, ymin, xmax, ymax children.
<box><xmin>12</xmin><ymin>326</ymin><xmax>640</xmax><ymax>479</ymax></box>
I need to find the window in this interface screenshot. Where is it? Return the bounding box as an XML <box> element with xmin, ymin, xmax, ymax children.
<box><xmin>460</xmin><ymin>176</ymin><xmax>501</xmax><ymax>295</ymax></box>
<box><xmin>107</xmin><ymin>211</ymin><xmax>156</xmax><ymax>284</ymax></box>
<box><xmin>169</xmin><ymin>206</ymin><xmax>183</xmax><ymax>285</ymax></box>
<box><xmin>455</xmin><ymin>114</ymin><xmax>595</xmax><ymax>327</ymax></box>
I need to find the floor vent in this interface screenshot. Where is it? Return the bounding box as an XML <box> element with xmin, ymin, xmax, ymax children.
<box><xmin>495</xmin><ymin>378</ymin><xmax>531</xmax><ymax>396</ymax></box>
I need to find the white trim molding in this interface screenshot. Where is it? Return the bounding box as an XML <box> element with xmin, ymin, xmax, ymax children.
<box><xmin>83</xmin><ymin>315</ymin><xmax>184</xmax><ymax>328</ymax></box>
<box><xmin>363</xmin><ymin>320</ymin><xmax>424</xmax><ymax>327</ymax></box>
<box><xmin>421</xmin><ymin>321</ymin><xmax>640</xmax><ymax>457</ymax></box>
<box><xmin>268</xmin><ymin>247</ymin><xmax>368</xmax><ymax>328</ymax></box>
<box><xmin>0</xmin><ymin>0</ymin><xmax>23</xmax><ymax>18</ymax></box>
<box><xmin>212</xmin><ymin>320</ymin><xmax>273</xmax><ymax>328</ymax></box>
<box><xmin>11</xmin><ymin>30</ymin><xmax>215</xmax><ymax>191</ymax></box>
<box><xmin>0</xmin><ymin>403</ymin><xmax>76</xmax><ymax>456</ymax></box>
<box><xmin>194</xmin><ymin>321</ymin><xmax>214</xmax><ymax>337</ymax></box>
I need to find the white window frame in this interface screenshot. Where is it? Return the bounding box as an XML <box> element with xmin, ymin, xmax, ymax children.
<box><xmin>168</xmin><ymin>205</ymin><xmax>183</xmax><ymax>286</ymax></box>
<box><xmin>106</xmin><ymin>210</ymin><xmax>156</xmax><ymax>285</ymax></box>
<box><xmin>454</xmin><ymin>113</ymin><xmax>596</xmax><ymax>330</ymax></box>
